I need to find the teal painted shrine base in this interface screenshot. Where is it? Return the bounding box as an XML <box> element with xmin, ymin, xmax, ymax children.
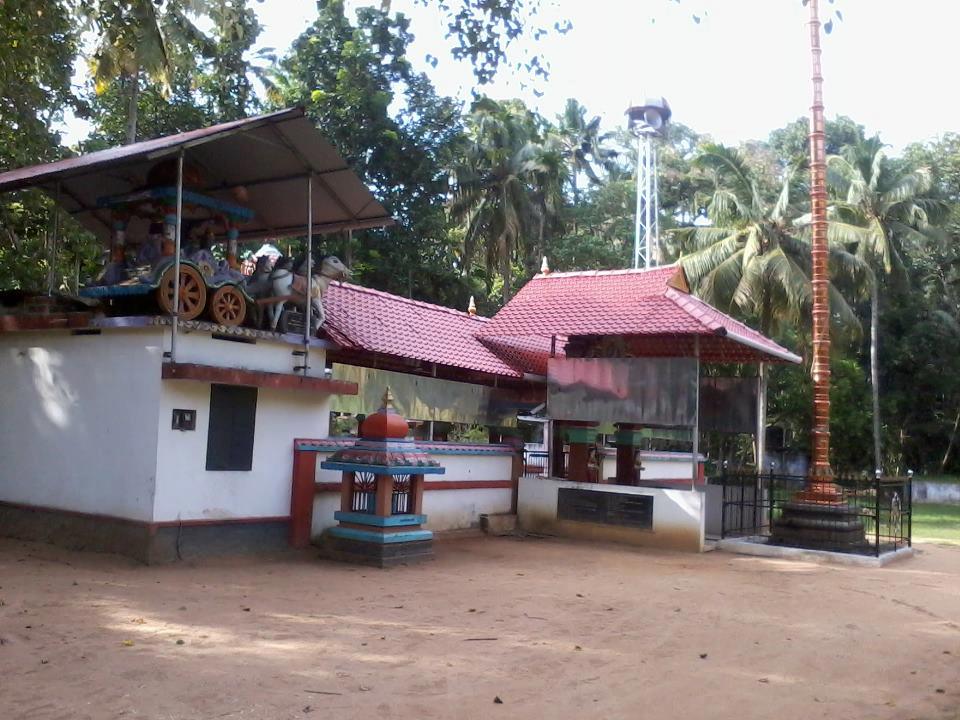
<box><xmin>321</xmin><ymin>528</ymin><xmax>434</xmax><ymax>568</ymax></box>
<box><xmin>333</xmin><ymin>511</ymin><xmax>427</xmax><ymax>527</ymax></box>
<box><xmin>321</xmin><ymin>514</ymin><xmax>434</xmax><ymax>567</ymax></box>
<box><xmin>327</xmin><ymin>526</ymin><xmax>433</xmax><ymax>544</ymax></box>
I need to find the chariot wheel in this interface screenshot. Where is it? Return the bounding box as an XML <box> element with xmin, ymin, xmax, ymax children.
<box><xmin>208</xmin><ymin>285</ymin><xmax>247</xmax><ymax>327</ymax></box>
<box><xmin>156</xmin><ymin>265</ymin><xmax>206</xmax><ymax>321</ymax></box>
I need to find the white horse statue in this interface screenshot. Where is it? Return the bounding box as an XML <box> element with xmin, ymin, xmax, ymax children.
<box><xmin>268</xmin><ymin>255</ymin><xmax>350</xmax><ymax>332</ymax></box>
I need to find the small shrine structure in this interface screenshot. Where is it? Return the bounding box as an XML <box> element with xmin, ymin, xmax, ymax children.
<box><xmin>320</xmin><ymin>388</ymin><xmax>444</xmax><ymax>566</ymax></box>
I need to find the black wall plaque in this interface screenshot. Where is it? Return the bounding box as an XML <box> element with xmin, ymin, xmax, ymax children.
<box><xmin>557</xmin><ymin>488</ymin><xmax>654</xmax><ymax>529</ymax></box>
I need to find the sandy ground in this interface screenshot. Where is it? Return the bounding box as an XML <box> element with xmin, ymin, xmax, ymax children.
<box><xmin>0</xmin><ymin>536</ymin><xmax>958</xmax><ymax>720</ymax></box>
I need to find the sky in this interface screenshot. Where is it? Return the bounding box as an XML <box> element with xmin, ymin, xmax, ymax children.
<box><xmin>63</xmin><ymin>0</ymin><xmax>960</xmax><ymax>153</ymax></box>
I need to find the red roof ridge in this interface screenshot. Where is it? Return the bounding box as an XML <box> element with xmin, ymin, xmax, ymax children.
<box><xmin>332</xmin><ymin>281</ymin><xmax>490</xmax><ymax>322</ymax></box>
<box><xmin>532</xmin><ymin>264</ymin><xmax>681</xmax><ymax>280</ymax></box>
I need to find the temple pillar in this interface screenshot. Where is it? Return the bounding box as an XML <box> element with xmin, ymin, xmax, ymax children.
<box><xmin>550</xmin><ymin>421</ymin><xmax>566</xmax><ymax>478</ymax></box>
<box><xmin>615</xmin><ymin>424</ymin><xmax>645</xmax><ymax>486</ymax></box>
<box><xmin>375</xmin><ymin>473</ymin><xmax>392</xmax><ymax>518</ymax></box>
<box><xmin>162</xmin><ymin>207</ymin><xmax>177</xmax><ymax>256</ymax></box>
<box><xmin>110</xmin><ymin>217</ymin><xmax>128</xmax><ymax>263</ymax></box>
<box><xmin>565</xmin><ymin>424</ymin><xmax>599</xmax><ymax>483</ymax></box>
<box><xmin>410</xmin><ymin>474</ymin><xmax>425</xmax><ymax>515</ymax></box>
<box><xmin>226</xmin><ymin>226</ymin><xmax>240</xmax><ymax>269</ymax></box>
<box><xmin>340</xmin><ymin>471</ymin><xmax>355</xmax><ymax>512</ymax></box>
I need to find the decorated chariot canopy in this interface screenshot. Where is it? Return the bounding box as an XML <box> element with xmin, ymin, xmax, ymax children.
<box><xmin>321</xmin><ymin>388</ymin><xmax>445</xmax><ymax>476</ymax></box>
<box><xmin>0</xmin><ymin>107</ymin><xmax>392</xmax><ymax>244</ymax></box>
<box><xmin>0</xmin><ymin>108</ymin><xmax>393</xmax><ymax>335</ymax></box>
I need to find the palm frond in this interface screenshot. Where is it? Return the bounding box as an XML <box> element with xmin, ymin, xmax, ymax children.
<box><xmin>679</xmin><ymin>234</ymin><xmax>743</xmax><ymax>284</ymax></box>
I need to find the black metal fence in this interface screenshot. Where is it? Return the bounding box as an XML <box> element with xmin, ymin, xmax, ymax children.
<box><xmin>718</xmin><ymin>470</ymin><xmax>912</xmax><ymax>556</ymax></box>
<box><xmin>523</xmin><ymin>450</ymin><xmax>550</xmax><ymax>478</ymax></box>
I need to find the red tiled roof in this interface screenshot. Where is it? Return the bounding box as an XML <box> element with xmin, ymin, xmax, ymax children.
<box><xmin>321</xmin><ymin>282</ymin><xmax>527</xmax><ymax>378</ymax></box>
<box><xmin>478</xmin><ymin>265</ymin><xmax>801</xmax><ymax>364</ymax></box>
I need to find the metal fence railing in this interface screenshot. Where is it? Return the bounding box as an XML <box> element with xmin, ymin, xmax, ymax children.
<box><xmin>718</xmin><ymin>470</ymin><xmax>912</xmax><ymax>556</ymax></box>
<box><xmin>523</xmin><ymin>450</ymin><xmax>549</xmax><ymax>478</ymax></box>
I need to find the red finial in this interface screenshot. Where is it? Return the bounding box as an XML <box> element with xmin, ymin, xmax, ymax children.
<box><xmin>358</xmin><ymin>387</ymin><xmax>409</xmax><ymax>440</ymax></box>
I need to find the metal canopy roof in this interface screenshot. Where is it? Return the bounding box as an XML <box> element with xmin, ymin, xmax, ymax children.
<box><xmin>0</xmin><ymin>107</ymin><xmax>393</xmax><ymax>244</ymax></box>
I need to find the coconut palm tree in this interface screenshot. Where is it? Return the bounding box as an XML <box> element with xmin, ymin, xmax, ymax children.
<box><xmin>554</xmin><ymin>99</ymin><xmax>616</xmax><ymax>204</ymax></box>
<box><xmin>823</xmin><ymin>137</ymin><xmax>947</xmax><ymax>471</ymax></box>
<box><xmin>449</xmin><ymin>98</ymin><xmax>564</xmax><ymax>301</ymax></box>
<box><xmin>674</xmin><ymin>143</ymin><xmax>867</xmax><ymax>339</ymax></box>
<box><xmin>81</xmin><ymin>0</ymin><xmax>211</xmax><ymax>144</ymax></box>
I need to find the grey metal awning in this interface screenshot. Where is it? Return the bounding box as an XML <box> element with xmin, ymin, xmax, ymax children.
<box><xmin>0</xmin><ymin>107</ymin><xmax>393</xmax><ymax>244</ymax></box>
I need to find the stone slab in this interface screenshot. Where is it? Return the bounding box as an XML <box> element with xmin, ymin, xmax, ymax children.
<box><xmin>479</xmin><ymin>513</ymin><xmax>517</xmax><ymax>536</ymax></box>
<box><xmin>716</xmin><ymin>536</ymin><xmax>914</xmax><ymax>567</ymax></box>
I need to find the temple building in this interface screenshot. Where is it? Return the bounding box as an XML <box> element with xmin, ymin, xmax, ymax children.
<box><xmin>0</xmin><ymin>111</ymin><xmax>799</xmax><ymax>562</ymax></box>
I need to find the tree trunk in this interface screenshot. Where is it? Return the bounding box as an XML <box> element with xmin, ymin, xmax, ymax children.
<box><xmin>940</xmin><ymin>403</ymin><xmax>960</xmax><ymax>472</ymax></box>
<box><xmin>870</xmin><ymin>278</ymin><xmax>882</xmax><ymax>473</ymax></box>
<box><xmin>125</xmin><ymin>72</ymin><xmax>140</xmax><ymax>145</ymax></box>
<box><xmin>500</xmin><ymin>234</ymin><xmax>512</xmax><ymax>302</ymax></box>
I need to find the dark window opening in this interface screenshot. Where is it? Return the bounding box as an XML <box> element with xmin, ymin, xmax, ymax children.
<box><xmin>205</xmin><ymin>384</ymin><xmax>257</xmax><ymax>471</ymax></box>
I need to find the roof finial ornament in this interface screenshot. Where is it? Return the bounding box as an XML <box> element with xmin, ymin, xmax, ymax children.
<box><xmin>382</xmin><ymin>386</ymin><xmax>395</xmax><ymax>410</ymax></box>
<box><xmin>541</xmin><ymin>256</ymin><xmax>550</xmax><ymax>275</ymax></box>
<box><xmin>467</xmin><ymin>296</ymin><xmax>477</xmax><ymax>316</ymax></box>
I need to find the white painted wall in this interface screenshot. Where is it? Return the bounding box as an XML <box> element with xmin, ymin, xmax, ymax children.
<box><xmin>599</xmin><ymin>450</ymin><xmax>705</xmax><ymax>486</ymax></box>
<box><xmin>518</xmin><ymin>475</ymin><xmax>705</xmax><ymax>552</ymax></box>
<box><xmin>423</xmin><ymin>487</ymin><xmax>511</xmax><ymax>531</ymax></box>
<box><xmin>170</xmin><ymin>330</ymin><xmax>328</xmax><ymax>378</ymax></box>
<box><xmin>154</xmin><ymin>376</ymin><xmax>331</xmax><ymax>522</ymax></box>
<box><xmin>0</xmin><ymin>328</ymin><xmax>164</xmax><ymax>520</ymax></box>
<box><xmin>310</xmin><ymin>448</ymin><xmax>514</xmax><ymax>536</ymax></box>
<box><xmin>912</xmin><ymin>481</ymin><xmax>960</xmax><ymax>504</ymax></box>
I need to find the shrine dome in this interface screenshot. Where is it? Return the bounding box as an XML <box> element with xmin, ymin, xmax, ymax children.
<box><xmin>321</xmin><ymin>387</ymin><xmax>444</xmax><ymax>474</ymax></box>
<box><xmin>358</xmin><ymin>388</ymin><xmax>409</xmax><ymax>440</ymax></box>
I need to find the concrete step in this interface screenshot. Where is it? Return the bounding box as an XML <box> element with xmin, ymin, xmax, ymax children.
<box><xmin>480</xmin><ymin>513</ymin><xmax>518</xmax><ymax>536</ymax></box>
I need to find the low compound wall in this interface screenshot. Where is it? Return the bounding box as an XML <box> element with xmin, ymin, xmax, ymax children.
<box><xmin>518</xmin><ymin>475</ymin><xmax>705</xmax><ymax>552</ymax></box>
<box><xmin>295</xmin><ymin>439</ymin><xmax>517</xmax><ymax>542</ymax></box>
<box><xmin>912</xmin><ymin>481</ymin><xmax>960</xmax><ymax>504</ymax></box>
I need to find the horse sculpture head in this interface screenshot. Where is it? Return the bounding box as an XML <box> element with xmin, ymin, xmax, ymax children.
<box><xmin>253</xmin><ymin>255</ymin><xmax>272</xmax><ymax>274</ymax></box>
<box><xmin>318</xmin><ymin>255</ymin><xmax>351</xmax><ymax>281</ymax></box>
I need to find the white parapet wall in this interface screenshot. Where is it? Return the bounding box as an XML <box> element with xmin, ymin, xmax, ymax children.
<box><xmin>599</xmin><ymin>450</ymin><xmax>705</xmax><ymax>486</ymax></box>
<box><xmin>0</xmin><ymin>328</ymin><xmax>165</xmax><ymax>521</ymax></box>
<box><xmin>167</xmin><ymin>328</ymin><xmax>329</xmax><ymax>379</ymax></box>
<box><xmin>518</xmin><ymin>475</ymin><xmax>705</xmax><ymax>552</ymax></box>
<box><xmin>310</xmin><ymin>443</ymin><xmax>515</xmax><ymax>537</ymax></box>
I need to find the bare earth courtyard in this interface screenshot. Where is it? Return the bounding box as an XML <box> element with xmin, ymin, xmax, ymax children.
<box><xmin>1</xmin><ymin>536</ymin><xmax>958</xmax><ymax>720</ymax></box>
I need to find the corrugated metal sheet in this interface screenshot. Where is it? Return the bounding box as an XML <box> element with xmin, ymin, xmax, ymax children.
<box><xmin>330</xmin><ymin>364</ymin><xmax>518</xmax><ymax>426</ymax></box>
<box><xmin>547</xmin><ymin>357</ymin><xmax>698</xmax><ymax>427</ymax></box>
<box><xmin>0</xmin><ymin>107</ymin><xmax>392</xmax><ymax>244</ymax></box>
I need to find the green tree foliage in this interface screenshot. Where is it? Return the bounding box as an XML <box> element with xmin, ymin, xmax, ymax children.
<box><xmin>823</xmin><ymin>137</ymin><xmax>946</xmax><ymax>470</ymax></box>
<box><xmin>554</xmin><ymin>98</ymin><xmax>616</xmax><ymax>203</ymax></box>
<box><xmin>768</xmin><ymin>115</ymin><xmax>866</xmax><ymax>169</ymax></box>
<box><xmin>0</xmin><ymin>0</ymin><xmax>99</xmax><ymax>290</ymax></box>
<box><xmin>3</xmin><ymin>0</ymin><xmax>960</xmax><ymax>475</ymax></box>
<box><xmin>277</xmin><ymin>0</ymin><xmax>469</xmax><ymax>306</ymax></box>
<box><xmin>79</xmin><ymin>0</ymin><xmax>212</xmax><ymax>144</ymax></box>
<box><xmin>449</xmin><ymin>97</ymin><xmax>563</xmax><ymax>300</ymax></box>
<box><xmin>674</xmin><ymin>143</ymin><xmax>865</xmax><ymax>338</ymax></box>
<box><xmin>200</xmin><ymin>0</ymin><xmax>264</xmax><ymax>120</ymax></box>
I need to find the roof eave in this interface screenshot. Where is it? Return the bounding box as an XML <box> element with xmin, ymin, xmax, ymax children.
<box><xmin>713</xmin><ymin>327</ymin><xmax>802</xmax><ymax>364</ymax></box>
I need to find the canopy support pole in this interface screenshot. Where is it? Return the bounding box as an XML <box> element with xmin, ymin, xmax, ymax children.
<box><xmin>692</xmin><ymin>336</ymin><xmax>700</xmax><ymax>491</ymax></box>
<box><xmin>302</xmin><ymin>173</ymin><xmax>313</xmax><ymax>375</ymax></box>
<box><xmin>756</xmin><ymin>363</ymin><xmax>768</xmax><ymax>472</ymax></box>
<box><xmin>48</xmin><ymin>182</ymin><xmax>61</xmax><ymax>294</ymax></box>
<box><xmin>170</xmin><ymin>150</ymin><xmax>184</xmax><ymax>364</ymax></box>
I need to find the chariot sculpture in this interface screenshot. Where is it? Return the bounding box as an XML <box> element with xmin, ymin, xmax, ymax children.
<box><xmin>77</xmin><ymin>158</ymin><xmax>350</xmax><ymax>332</ymax></box>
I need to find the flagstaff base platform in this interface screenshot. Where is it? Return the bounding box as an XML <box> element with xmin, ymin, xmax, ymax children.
<box><xmin>770</xmin><ymin>501</ymin><xmax>868</xmax><ymax>552</ymax></box>
<box><xmin>715</xmin><ymin>535</ymin><xmax>914</xmax><ymax>567</ymax></box>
